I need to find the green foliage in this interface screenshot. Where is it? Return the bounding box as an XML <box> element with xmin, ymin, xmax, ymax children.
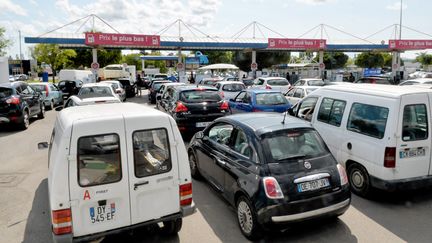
<box><xmin>69</xmin><ymin>49</ymin><xmax>122</xmax><ymax>68</ymax></box>
<box><xmin>0</xmin><ymin>26</ymin><xmax>11</xmax><ymax>56</ymax></box>
<box><xmin>354</xmin><ymin>52</ymin><xmax>385</xmax><ymax>68</ymax></box>
<box><xmin>415</xmin><ymin>52</ymin><xmax>432</xmax><ymax>66</ymax></box>
<box><xmin>314</xmin><ymin>52</ymin><xmax>348</xmax><ymax>69</ymax></box>
<box><xmin>201</xmin><ymin>51</ymin><xmax>233</xmax><ymax>64</ymax></box>
<box><xmin>32</xmin><ymin>44</ymin><xmax>77</xmax><ymax>81</ymax></box>
<box><xmin>382</xmin><ymin>53</ymin><xmax>393</xmax><ymax>67</ymax></box>
<box><xmin>121</xmin><ymin>53</ymin><xmax>142</xmax><ymax>67</ymax></box>
<box><xmin>233</xmin><ymin>51</ymin><xmax>290</xmax><ymax>71</ymax></box>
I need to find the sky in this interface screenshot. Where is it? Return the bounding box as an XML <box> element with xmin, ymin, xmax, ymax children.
<box><xmin>1</xmin><ymin>0</ymin><xmax>432</xmax><ymax>59</ymax></box>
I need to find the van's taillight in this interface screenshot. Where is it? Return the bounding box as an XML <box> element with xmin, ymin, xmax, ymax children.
<box><xmin>263</xmin><ymin>177</ymin><xmax>284</xmax><ymax>199</ymax></box>
<box><xmin>175</xmin><ymin>102</ymin><xmax>188</xmax><ymax>113</ymax></box>
<box><xmin>52</xmin><ymin>208</ymin><xmax>72</xmax><ymax>235</ymax></box>
<box><xmin>6</xmin><ymin>96</ymin><xmax>20</xmax><ymax>105</ymax></box>
<box><xmin>220</xmin><ymin>101</ymin><xmax>229</xmax><ymax>110</ymax></box>
<box><xmin>384</xmin><ymin>147</ymin><xmax>396</xmax><ymax>168</ymax></box>
<box><xmin>180</xmin><ymin>183</ymin><xmax>192</xmax><ymax>206</ymax></box>
<box><xmin>337</xmin><ymin>164</ymin><xmax>349</xmax><ymax>186</ymax></box>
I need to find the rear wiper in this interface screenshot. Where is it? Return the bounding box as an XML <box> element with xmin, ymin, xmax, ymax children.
<box><xmin>277</xmin><ymin>154</ymin><xmax>306</xmax><ymax>161</ymax></box>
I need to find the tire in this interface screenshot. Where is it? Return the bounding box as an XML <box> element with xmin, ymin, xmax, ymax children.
<box><xmin>19</xmin><ymin>110</ymin><xmax>30</xmax><ymax>130</ymax></box>
<box><xmin>49</xmin><ymin>99</ymin><xmax>54</xmax><ymax>110</ymax></box>
<box><xmin>59</xmin><ymin>98</ymin><xmax>64</xmax><ymax>106</ymax></box>
<box><xmin>347</xmin><ymin>163</ymin><xmax>371</xmax><ymax>197</ymax></box>
<box><xmin>161</xmin><ymin>218</ymin><xmax>182</xmax><ymax>235</ymax></box>
<box><xmin>188</xmin><ymin>152</ymin><xmax>202</xmax><ymax>179</ymax></box>
<box><xmin>38</xmin><ymin>104</ymin><xmax>45</xmax><ymax>119</ymax></box>
<box><xmin>236</xmin><ymin>196</ymin><xmax>263</xmax><ymax>241</ymax></box>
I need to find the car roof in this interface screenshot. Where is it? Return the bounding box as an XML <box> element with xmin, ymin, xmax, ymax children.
<box><xmin>174</xmin><ymin>85</ymin><xmax>218</xmax><ymax>91</ymax></box>
<box><xmin>319</xmin><ymin>83</ymin><xmax>432</xmax><ymax>98</ymax></box>
<box><xmin>258</xmin><ymin>77</ymin><xmax>288</xmax><ymax>80</ymax></box>
<box><xmin>298</xmin><ymin>78</ymin><xmax>323</xmax><ymax>81</ymax></box>
<box><xmin>81</xmin><ymin>83</ymin><xmax>112</xmax><ymax>87</ymax></box>
<box><xmin>292</xmin><ymin>86</ymin><xmax>322</xmax><ymax>89</ymax></box>
<box><xmin>0</xmin><ymin>82</ymin><xmax>13</xmax><ymax>88</ymax></box>
<box><xmin>217</xmin><ymin>81</ymin><xmax>244</xmax><ymax>85</ymax></box>
<box><xmin>219</xmin><ymin>113</ymin><xmax>313</xmax><ymax>137</ymax></box>
<box><xmin>402</xmin><ymin>78</ymin><xmax>432</xmax><ymax>83</ymax></box>
<box><xmin>247</xmin><ymin>89</ymin><xmax>282</xmax><ymax>94</ymax></box>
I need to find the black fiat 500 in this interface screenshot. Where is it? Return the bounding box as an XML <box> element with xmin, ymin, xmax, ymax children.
<box><xmin>188</xmin><ymin>113</ymin><xmax>351</xmax><ymax>240</ymax></box>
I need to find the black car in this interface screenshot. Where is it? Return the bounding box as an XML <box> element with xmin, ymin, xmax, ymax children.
<box><xmin>188</xmin><ymin>113</ymin><xmax>351</xmax><ymax>240</ymax></box>
<box><xmin>0</xmin><ymin>81</ymin><xmax>45</xmax><ymax>129</ymax></box>
<box><xmin>117</xmin><ymin>78</ymin><xmax>136</xmax><ymax>98</ymax></box>
<box><xmin>58</xmin><ymin>80</ymin><xmax>81</xmax><ymax>99</ymax></box>
<box><xmin>149</xmin><ymin>80</ymin><xmax>170</xmax><ymax>104</ymax></box>
<box><xmin>159</xmin><ymin>85</ymin><xmax>229</xmax><ymax>136</ymax></box>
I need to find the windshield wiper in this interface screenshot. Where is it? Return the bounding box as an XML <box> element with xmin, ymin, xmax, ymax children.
<box><xmin>277</xmin><ymin>154</ymin><xmax>306</xmax><ymax>161</ymax></box>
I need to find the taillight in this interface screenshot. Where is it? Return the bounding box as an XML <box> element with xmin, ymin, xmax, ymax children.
<box><xmin>52</xmin><ymin>208</ymin><xmax>72</xmax><ymax>235</ymax></box>
<box><xmin>265</xmin><ymin>84</ymin><xmax>272</xmax><ymax>89</ymax></box>
<box><xmin>175</xmin><ymin>102</ymin><xmax>188</xmax><ymax>113</ymax></box>
<box><xmin>45</xmin><ymin>85</ymin><xmax>49</xmax><ymax>96</ymax></box>
<box><xmin>384</xmin><ymin>147</ymin><xmax>396</xmax><ymax>168</ymax></box>
<box><xmin>6</xmin><ymin>96</ymin><xmax>20</xmax><ymax>105</ymax></box>
<box><xmin>263</xmin><ymin>177</ymin><xmax>284</xmax><ymax>199</ymax></box>
<box><xmin>337</xmin><ymin>164</ymin><xmax>349</xmax><ymax>186</ymax></box>
<box><xmin>219</xmin><ymin>91</ymin><xmax>224</xmax><ymax>98</ymax></box>
<box><xmin>252</xmin><ymin>108</ymin><xmax>262</xmax><ymax>112</ymax></box>
<box><xmin>220</xmin><ymin>101</ymin><xmax>229</xmax><ymax>110</ymax></box>
<box><xmin>180</xmin><ymin>183</ymin><xmax>192</xmax><ymax>206</ymax></box>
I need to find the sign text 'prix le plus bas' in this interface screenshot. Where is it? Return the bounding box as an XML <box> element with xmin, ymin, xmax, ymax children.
<box><xmin>85</xmin><ymin>32</ymin><xmax>161</xmax><ymax>47</ymax></box>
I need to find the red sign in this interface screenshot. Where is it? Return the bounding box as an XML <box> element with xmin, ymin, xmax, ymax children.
<box><xmin>319</xmin><ymin>63</ymin><xmax>325</xmax><ymax>69</ymax></box>
<box><xmin>251</xmin><ymin>62</ymin><xmax>258</xmax><ymax>70</ymax></box>
<box><xmin>177</xmin><ymin>62</ymin><xmax>184</xmax><ymax>70</ymax></box>
<box><xmin>389</xmin><ymin>39</ymin><xmax>432</xmax><ymax>50</ymax></box>
<box><xmin>91</xmin><ymin>62</ymin><xmax>99</xmax><ymax>70</ymax></box>
<box><xmin>268</xmin><ymin>38</ymin><xmax>326</xmax><ymax>49</ymax></box>
<box><xmin>85</xmin><ymin>32</ymin><xmax>160</xmax><ymax>47</ymax></box>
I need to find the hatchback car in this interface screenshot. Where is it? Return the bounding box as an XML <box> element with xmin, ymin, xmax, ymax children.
<box><xmin>156</xmin><ymin>82</ymin><xmax>185</xmax><ymax>108</ymax></box>
<box><xmin>198</xmin><ymin>78</ymin><xmax>223</xmax><ymax>87</ymax></box>
<box><xmin>29</xmin><ymin>83</ymin><xmax>63</xmax><ymax>110</ymax></box>
<box><xmin>229</xmin><ymin>90</ymin><xmax>291</xmax><ymax>113</ymax></box>
<box><xmin>58</xmin><ymin>80</ymin><xmax>82</xmax><ymax>99</ymax></box>
<box><xmin>187</xmin><ymin>113</ymin><xmax>351</xmax><ymax>240</ymax></box>
<box><xmin>117</xmin><ymin>78</ymin><xmax>136</xmax><ymax>98</ymax></box>
<box><xmin>285</xmin><ymin>86</ymin><xmax>320</xmax><ymax>105</ymax></box>
<box><xmin>62</xmin><ymin>94</ymin><xmax>121</xmax><ymax>108</ymax></box>
<box><xmin>101</xmin><ymin>80</ymin><xmax>127</xmax><ymax>101</ymax></box>
<box><xmin>214</xmin><ymin>81</ymin><xmax>246</xmax><ymax>100</ymax></box>
<box><xmin>0</xmin><ymin>81</ymin><xmax>45</xmax><ymax>129</ymax></box>
<box><xmin>159</xmin><ymin>85</ymin><xmax>229</xmax><ymax>136</ymax></box>
<box><xmin>149</xmin><ymin>80</ymin><xmax>171</xmax><ymax>104</ymax></box>
<box><xmin>292</xmin><ymin>78</ymin><xmax>325</xmax><ymax>87</ymax></box>
<box><xmin>399</xmin><ymin>78</ymin><xmax>432</xmax><ymax>86</ymax></box>
<box><xmin>252</xmin><ymin>77</ymin><xmax>291</xmax><ymax>93</ymax></box>
<box><xmin>78</xmin><ymin>83</ymin><xmax>121</xmax><ymax>101</ymax></box>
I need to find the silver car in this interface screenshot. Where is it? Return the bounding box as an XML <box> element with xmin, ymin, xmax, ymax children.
<box><xmin>214</xmin><ymin>81</ymin><xmax>246</xmax><ymax>100</ymax></box>
<box><xmin>29</xmin><ymin>83</ymin><xmax>64</xmax><ymax>110</ymax></box>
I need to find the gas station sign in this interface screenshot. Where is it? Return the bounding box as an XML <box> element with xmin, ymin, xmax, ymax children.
<box><xmin>85</xmin><ymin>33</ymin><xmax>160</xmax><ymax>47</ymax></box>
<box><xmin>389</xmin><ymin>39</ymin><xmax>432</xmax><ymax>50</ymax></box>
<box><xmin>268</xmin><ymin>38</ymin><xmax>326</xmax><ymax>49</ymax></box>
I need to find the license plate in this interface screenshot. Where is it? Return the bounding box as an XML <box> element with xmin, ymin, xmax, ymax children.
<box><xmin>196</xmin><ymin>122</ymin><xmax>211</xmax><ymax>127</ymax></box>
<box><xmin>89</xmin><ymin>203</ymin><xmax>116</xmax><ymax>224</ymax></box>
<box><xmin>297</xmin><ymin>178</ymin><xmax>330</xmax><ymax>192</ymax></box>
<box><xmin>400</xmin><ymin>148</ymin><xmax>426</xmax><ymax>159</ymax></box>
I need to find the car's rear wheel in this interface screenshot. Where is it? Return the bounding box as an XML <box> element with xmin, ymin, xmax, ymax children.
<box><xmin>188</xmin><ymin>152</ymin><xmax>202</xmax><ymax>179</ymax></box>
<box><xmin>38</xmin><ymin>104</ymin><xmax>45</xmax><ymax>119</ymax></box>
<box><xmin>19</xmin><ymin>110</ymin><xmax>30</xmax><ymax>130</ymax></box>
<box><xmin>161</xmin><ymin>218</ymin><xmax>182</xmax><ymax>235</ymax></box>
<box><xmin>236</xmin><ymin>196</ymin><xmax>263</xmax><ymax>240</ymax></box>
<box><xmin>347</xmin><ymin>163</ymin><xmax>371</xmax><ymax>197</ymax></box>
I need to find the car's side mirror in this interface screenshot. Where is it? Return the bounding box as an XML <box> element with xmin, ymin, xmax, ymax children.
<box><xmin>55</xmin><ymin>106</ymin><xmax>63</xmax><ymax>111</ymax></box>
<box><xmin>195</xmin><ymin>131</ymin><xmax>204</xmax><ymax>139</ymax></box>
<box><xmin>229</xmin><ymin>98</ymin><xmax>234</xmax><ymax>102</ymax></box>
<box><xmin>38</xmin><ymin>142</ymin><xmax>48</xmax><ymax>150</ymax></box>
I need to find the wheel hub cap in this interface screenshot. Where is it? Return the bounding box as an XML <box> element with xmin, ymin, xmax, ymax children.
<box><xmin>237</xmin><ymin>201</ymin><xmax>252</xmax><ymax>234</ymax></box>
<box><xmin>352</xmin><ymin>171</ymin><xmax>364</xmax><ymax>188</ymax></box>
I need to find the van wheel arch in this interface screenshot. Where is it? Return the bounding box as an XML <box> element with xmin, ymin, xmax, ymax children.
<box><xmin>346</xmin><ymin>160</ymin><xmax>372</xmax><ymax>197</ymax></box>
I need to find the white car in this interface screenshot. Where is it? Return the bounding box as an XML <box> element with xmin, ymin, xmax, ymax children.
<box><xmin>252</xmin><ymin>77</ymin><xmax>291</xmax><ymax>94</ymax></box>
<box><xmin>78</xmin><ymin>83</ymin><xmax>122</xmax><ymax>102</ymax></box>
<box><xmin>399</xmin><ymin>78</ymin><xmax>432</xmax><ymax>86</ymax></box>
<box><xmin>156</xmin><ymin>82</ymin><xmax>186</xmax><ymax>108</ymax></box>
<box><xmin>214</xmin><ymin>81</ymin><xmax>246</xmax><ymax>100</ymax></box>
<box><xmin>292</xmin><ymin>78</ymin><xmax>326</xmax><ymax>87</ymax></box>
<box><xmin>285</xmin><ymin>86</ymin><xmax>321</xmax><ymax>105</ymax></box>
<box><xmin>62</xmin><ymin>94</ymin><xmax>121</xmax><ymax>108</ymax></box>
<box><xmin>101</xmin><ymin>80</ymin><xmax>127</xmax><ymax>101</ymax></box>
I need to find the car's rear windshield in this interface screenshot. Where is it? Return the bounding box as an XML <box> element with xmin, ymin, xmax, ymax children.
<box><xmin>0</xmin><ymin>87</ymin><xmax>13</xmax><ymax>98</ymax></box>
<box><xmin>118</xmin><ymin>80</ymin><xmax>130</xmax><ymax>86</ymax></box>
<box><xmin>79</xmin><ymin>87</ymin><xmax>113</xmax><ymax>96</ymax></box>
<box><xmin>59</xmin><ymin>81</ymin><xmax>76</xmax><ymax>87</ymax></box>
<box><xmin>222</xmin><ymin>83</ymin><xmax>245</xmax><ymax>92</ymax></box>
<box><xmin>153</xmin><ymin>82</ymin><xmax>169</xmax><ymax>91</ymax></box>
<box><xmin>267</xmin><ymin>79</ymin><xmax>289</xmax><ymax>86</ymax></box>
<box><xmin>180</xmin><ymin>90</ymin><xmax>221</xmax><ymax>103</ymax></box>
<box><xmin>243</xmin><ymin>79</ymin><xmax>254</xmax><ymax>86</ymax></box>
<box><xmin>30</xmin><ymin>85</ymin><xmax>45</xmax><ymax>92</ymax></box>
<box><xmin>262</xmin><ymin>128</ymin><xmax>329</xmax><ymax>162</ymax></box>
<box><xmin>307</xmin><ymin>80</ymin><xmax>325</xmax><ymax>86</ymax></box>
<box><xmin>255</xmin><ymin>93</ymin><xmax>288</xmax><ymax>105</ymax></box>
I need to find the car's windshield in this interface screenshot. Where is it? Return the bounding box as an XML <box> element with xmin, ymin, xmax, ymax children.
<box><xmin>255</xmin><ymin>93</ymin><xmax>288</xmax><ymax>105</ymax></box>
<box><xmin>78</xmin><ymin>86</ymin><xmax>113</xmax><ymax>96</ymax></box>
<box><xmin>267</xmin><ymin>79</ymin><xmax>289</xmax><ymax>86</ymax></box>
<box><xmin>180</xmin><ymin>90</ymin><xmax>221</xmax><ymax>103</ymax></box>
<box><xmin>262</xmin><ymin>128</ymin><xmax>329</xmax><ymax>162</ymax></box>
<box><xmin>222</xmin><ymin>83</ymin><xmax>245</xmax><ymax>92</ymax></box>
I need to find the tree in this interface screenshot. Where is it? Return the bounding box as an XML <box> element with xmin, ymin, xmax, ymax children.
<box><xmin>201</xmin><ymin>51</ymin><xmax>233</xmax><ymax>64</ymax></box>
<box><xmin>31</xmin><ymin>44</ymin><xmax>76</xmax><ymax>82</ymax></box>
<box><xmin>233</xmin><ymin>51</ymin><xmax>290</xmax><ymax>71</ymax></box>
<box><xmin>0</xmin><ymin>26</ymin><xmax>12</xmax><ymax>56</ymax></box>
<box><xmin>121</xmin><ymin>53</ymin><xmax>142</xmax><ymax>67</ymax></box>
<box><xmin>69</xmin><ymin>49</ymin><xmax>122</xmax><ymax>69</ymax></box>
<box><xmin>315</xmin><ymin>52</ymin><xmax>348</xmax><ymax>69</ymax></box>
<box><xmin>354</xmin><ymin>52</ymin><xmax>384</xmax><ymax>68</ymax></box>
<box><xmin>415</xmin><ymin>52</ymin><xmax>432</xmax><ymax>66</ymax></box>
<box><xmin>382</xmin><ymin>53</ymin><xmax>393</xmax><ymax>67</ymax></box>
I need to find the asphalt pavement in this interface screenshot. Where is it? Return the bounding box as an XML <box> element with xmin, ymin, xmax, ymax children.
<box><xmin>1</xmin><ymin>90</ymin><xmax>432</xmax><ymax>243</ymax></box>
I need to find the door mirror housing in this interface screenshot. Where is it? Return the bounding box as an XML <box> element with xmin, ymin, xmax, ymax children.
<box><xmin>55</xmin><ymin>106</ymin><xmax>63</xmax><ymax>111</ymax></box>
<box><xmin>38</xmin><ymin>142</ymin><xmax>49</xmax><ymax>150</ymax></box>
<box><xmin>195</xmin><ymin>131</ymin><xmax>204</xmax><ymax>139</ymax></box>
<box><xmin>229</xmin><ymin>98</ymin><xmax>234</xmax><ymax>102</ymax></box>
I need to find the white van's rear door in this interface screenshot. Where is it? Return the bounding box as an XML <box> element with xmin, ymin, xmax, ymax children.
<box><xmin>69</xmin><ymin>117</ymin><xmax>131</xmax><ymax>237</ymax></box>
<box><xmin>397</xmin><ymin>94</ymin><xmax>431</xmax><ymax>178</ymax></box>
<box><xmin>125</xmin><ymin>116</ymin><xmax>180</xmax><ymax>225</ymax></box>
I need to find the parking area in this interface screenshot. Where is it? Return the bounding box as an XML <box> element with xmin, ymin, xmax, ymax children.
<box><xmin>1</xmin><ymin>90</ymin><xmax>432</xmax><ymax>243</ymax></box>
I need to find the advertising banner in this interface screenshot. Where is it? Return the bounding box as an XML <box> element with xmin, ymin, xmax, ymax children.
<box><xmin>268</xmin><ymin>38</ymin><xmax>326</xmax><ymax>49</ymax></box>
<box><xmin>389</xmin><ymin>39</ymin><xmax>432</xmax><ymax>50</ymax></box>
<box><xmin>85</xmin><ymin>33</ymin><xmax>160</xmax><ymax>47</ymax></box>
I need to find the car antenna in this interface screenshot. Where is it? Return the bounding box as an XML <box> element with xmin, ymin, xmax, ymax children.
<box><xmin>281</xmin><ymin>110</ymin><xmax>288</xmax><ymax>124</ymax></box>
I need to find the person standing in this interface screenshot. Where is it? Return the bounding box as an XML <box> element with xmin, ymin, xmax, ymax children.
<box><xmin>136</xmin><ymin>74</ymin><xmax>143</xmax><ymax>96</ymax></box>
<box><xmin>286</xmin><ymin>72</ymin><xmax>291</xmax><ymax>84</ymax></box>
<box><xmin>291</xmin><ymin>71</ymin><xmax>298</xmax><ymax>84</ymax></box>
<box><xmin>348</xmin><ymin>73</ymin><xmax>355</xmax><ymax>82</ymax></box>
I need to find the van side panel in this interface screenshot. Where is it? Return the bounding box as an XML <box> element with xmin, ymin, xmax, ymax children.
<box><xmin>169</xmin><ymin>116</ymin><xmax>192</xmax><ymax>186</ymax></box>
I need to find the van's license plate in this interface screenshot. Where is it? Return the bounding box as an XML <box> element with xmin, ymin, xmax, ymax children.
<box><xmin>399</xmin><ymin>148</ymin><xmax>426</xmax><ymax>159</ymax></box>
<box><xmin>90</xmin><ymin>203</ymin><xmax>116</xmax><ymax>224</ymax></box>
<box><xmin>297</xmin><ymin>178</ymin><xmax>330</xmax><ymax>192</ymax></box>
<box><xmin>196</xmin><ymin>122</ymin><xmax>211</xmax><ymax>127</ymax></box>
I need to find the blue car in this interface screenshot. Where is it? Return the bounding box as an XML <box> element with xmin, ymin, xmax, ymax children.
<box><xmin>228</xmin><ymin>89</ymin><xmax>291</xmax><ymax>113</ymax></box>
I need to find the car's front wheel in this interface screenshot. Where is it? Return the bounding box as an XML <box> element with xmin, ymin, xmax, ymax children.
<box><xmin>236</xmin><ymin>196</ymin><xmax>263</xmax><ymax>240</ymax></box>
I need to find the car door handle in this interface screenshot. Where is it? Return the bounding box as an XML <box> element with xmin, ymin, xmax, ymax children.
<box><xmin>134</xmin><ymin>180</ymin><xmax>149</xmax><ymax>190</ymax></box>
<box><xmin>215</xmin><ymin>158</ymin><xmax>226</xmax><ymax>166</ymax></box>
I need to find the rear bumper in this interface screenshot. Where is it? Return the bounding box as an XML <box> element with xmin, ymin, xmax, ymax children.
<box><xmin>256</xmin><ymin>186</ymin><xmax>351</xmax><ymax>225</ymax></box>
<box><xmin>370</xmin><ymin>175</ymin><xmax>432</xmax><ymax>191</ymax></box>
<box><xmin>0</xmin><ymin>112</ymin><xmax>23</xmax><ymax>124</ymax></box>
<box><xmin>53</xmin><ymin>202</ymin><xmax>196</xmax><ymax>243</ymax></box>
<box><xmin>175</xmin><ymin>114</ymin><xmax>225</xmax><ymax>133</ymax></box>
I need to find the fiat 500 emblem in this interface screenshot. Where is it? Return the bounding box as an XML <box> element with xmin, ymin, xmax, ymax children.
<box><xmin>304</xmin><ymin>161</ymin><xmax>312</xmax><ymax>169</ymax></box>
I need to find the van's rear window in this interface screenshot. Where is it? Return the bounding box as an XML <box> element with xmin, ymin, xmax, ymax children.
<box><xmin>180</xmin><ymin>90</ymin><xmax>221</xmax><ymax>103</ymax></box>
<box><xmin>77</xmin><ymin>134</ymin><xmax>122</xmax><ymax>187</ymax></box>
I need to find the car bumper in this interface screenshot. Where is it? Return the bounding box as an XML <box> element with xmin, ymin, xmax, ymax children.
<box><xmin>370</xmin><ymin>175</ymin><xmax>432</xmax><ymax>191</ymax></box>
<box><xmin>175</xmin><ymin>114</ymin><xmax>225</xmax><ymax>133</ymax></box>
<box><xmin>53</xmin><ymin>202</ymin><xmax>196</xmax><ymax>243</ymax></box>
<box><xmin>0</xmin><ymin>112</ymin><xmax>23</xmax><ymax>124</ymax></box>
<box><xmin>256</xmin><ymin>186</ymin><xmax>351</xmax><ymax>225</ymax></box>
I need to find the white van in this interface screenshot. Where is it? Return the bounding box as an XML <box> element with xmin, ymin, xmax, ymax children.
<box><xmin>39</xmin><ymin>103</ymin><xmax>195</xmax><ymax>242</ymax></box>
<box><xmin>290</xmin><ymin>84</ymin><xmax>432</xmax><ymax>196</ymax></box>
<box><xmin>59</xmin><ymin>69</ymin><xmax>93</xmax><ymax>85</ymax></box>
